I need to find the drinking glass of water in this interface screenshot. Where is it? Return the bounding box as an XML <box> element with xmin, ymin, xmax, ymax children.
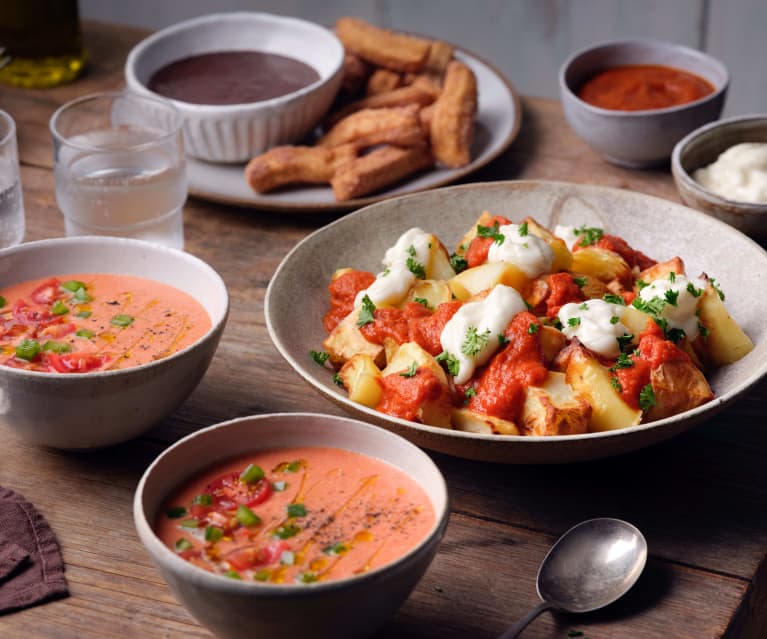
<box><xmin>50</xmin><ymin>91</ymin><xmax>186</xmax><ymax>249</ymax></box>
<box><xmin>0</xmin><ymin>109</ymin><xmax>25</xmax><ymax>248</ymax></box>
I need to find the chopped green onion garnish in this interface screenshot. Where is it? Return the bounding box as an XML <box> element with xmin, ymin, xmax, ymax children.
<box><xmin>280</xmin><ymin>550</ymin><xmax>295</xmax><ymax>566</ymax></box>
<box><xmin>273</xmin><ymin>524</ymin><xmax>300</xmax><ymax>540</ymax></box>
<box><xmin>50</xmin><ymin>300</ymin><xmax>69</xmax><ymax>315</ymax></box>
<box><xmin>273</xmin><ymin>481</ymin><xmax>287</xmax><ymax>491</ymax></box>
<box><xmin>205</xmin><ymin>526</ymin><xmax>223</xmax><ymax>542</ymax></box>
<box><xmin>165</xmin><ymin>506</ymin><xmax>187</xmax><ymax>519</ymax></box>
<box><xmin>275</xmin><ymin>460</ymin><xmax>303</xmax><ymax>473</ymax></box>
<box><xmin>179</xmin><ymin>519</ymin><xmax>199</xmax><ymax>529</ymax></box>
<box><xmin>15</xmin><ymin>339</ymin><xmax>41</xmax><ymax>361</ymax></box>
<box><xmin>236</xmin><ymin>505</ymin><xmax>262</xmax><ymax>527</ymax></box>
<box><xmin>60</xmin><ymin>280</ymin><xmax>86</xmax><ymax>292</ymax></box>
<box><xmin>174</xmin><ymin>538</ymin><xmax>194</xmax><ymax>552</ymax></box>
<box><xmin>111</xmin><ymin>314</ymin><xmax>134</xmax><ymax>327</ymax></box>
<box><xmin>75</xmin><ymin>310</ymin><xmax>92</xmax><ymax>318</ymax></box>
<box><xmin>287</xmin><ymin>503</ymin><xmax>307</xmax><ymax>518</ymax></box>
<box><xmin>0</xmin><ymin>296</ymin><xmax>5</xmax><ymax>308</ymax></box>
<box><xmin>298</xmin><ymin>572</ymin><xmax>318</xmax><ymax>583</ymax></box>
<box><xmin>73</xmin><ymin>287</ymin><xmax>92</xmax><ymax>302</ymax></box>
<box><xmin>192</xmin><ymin>494</ymin><xmax>212</xmax><ymax>506</ymax></box>
<box><xmin>240</xmin><ymin>463</ymin><xmax>265</xmax><ymax>484</ymax></box>
<box><xmin>254</xmin><ymin>569</ymin><xmax>271</xmax><ymax>582</ymax></box>
<box><xmin>75</xmin><ymin>328</ymin><xmax>94</xmax><ymax>339</ymax></box>
<box><xmin>224</xmin><ymin>570</ymin><xmax>242</xmax><ymax>580</ymax></box>
<box><xmin>322</xmin><ymin>542</ymin><xmax>347</xmax><ymax>556</ymax></box>
<box><xmin>42</xmin><ymin>341</ymin><xmax>72</xmax><ymax>354</ymax></box>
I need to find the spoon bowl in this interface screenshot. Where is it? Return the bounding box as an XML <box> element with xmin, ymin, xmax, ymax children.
<box><xmin>500</xmin><ymin>518</ymin><xmax>647</xmax><ymax>638</ymax></box>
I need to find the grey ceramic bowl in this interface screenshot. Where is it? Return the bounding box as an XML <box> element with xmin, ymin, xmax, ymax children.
<box><xmin>265</xmin><ymin>180</ymin><xmax>767</xmax><ymax>464</ymax></box>
<box><xmin>134</xmin><ymin>412</ymin><xmax>449</xmax><ymax>639</ymax></box>
<box><xmin>671</xmin><ymin>115</ymin><xmax>767</xmax><ymax>237</ymax></box>
<box><xmin>559</xmin><ymin>40</ymin><xmax>728</xmax><ymax>167</ymax></box>
<box><xmin>0</xmin><ymin>237</ymin><xmax>228</xmax><ymax>449</ymax></box>
<box><xmin>125</xmin><ymin>12</ymin><xmax>345</xmax><ymax>163</ymax></box>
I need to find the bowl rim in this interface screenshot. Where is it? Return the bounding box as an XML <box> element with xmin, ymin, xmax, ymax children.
<box><xmin>671</xmin><ymin>113</ymin><xmax>767</xmax><ymax>211</ymax></box>
<box><xmin>133</xmin><ymin>411</ymin><xmax>450</xmax><ymax>594</ymax></box>
<box><xmin>264</xmin><ymin>179</ymin><xmax>767</xmax><ymax>448</ymax></box>
<box><xmin>0</xmin><ymin>108</ymin><xmax>16</xmax><ymax>148</ymax></box>
<box><xmin>125</xmin><ymin>11</ymin><xmax>345</xmax><ymax>114</ymax></box>
<box><xmin>0</xmin><ymin>235</ymin><xmax>229</xmax><ymax>380</ymax></box>
<box><xmin>558</xmin><ymin>38</ymin><xmax>730</xmax><ymax>117</ymax></box>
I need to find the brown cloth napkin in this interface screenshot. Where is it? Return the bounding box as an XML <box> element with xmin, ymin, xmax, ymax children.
<box><xmin>0</xmin><ymin>487</ymin><xmax>68</xmax><ymax>614</ymax></box>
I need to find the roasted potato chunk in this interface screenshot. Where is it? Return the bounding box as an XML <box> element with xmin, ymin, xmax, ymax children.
<box><xmin>644</xmin><ymin>359</ymin><xmax>713</xmax><ymax>421</ymax></box>
<box><xmin>571</xmin><ymin>247</ymin><xmax>633</xmax><ymax>285</ymax></box>
<box><xmin>521</xmin><ymin>372</ymin><xmax>591</xmax><ymax>436</ymax></box>
<box><xmin>451</xmin><ymin>407</ymin><xmax>519</xmax><ymax>435</ymax></box>
<box><xmin>448</xmin><ymin>262</ymin><xmax>528</xmax><ymax>301</ymax></box>
<box><xmin>523</xmin><ymin>217</ymin><xmax>573</xmax><ymax>272</ymax></box>
<box><xmin>322</xmin><ymin>308</ymin><xmax>385</xmax><ymax>367</ymax></box>
<box><xmin>339</xmin><ymin>354</ymin><xmax>383</xmax><ymax>408</ymax></box>
<box><xmin>692</xmin><ymin>282</ymin><xmax>754</xmax><ymax>367</ymax></box>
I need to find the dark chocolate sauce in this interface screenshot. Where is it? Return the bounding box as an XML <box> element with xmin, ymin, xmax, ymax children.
<box><xmin>148</xmin><ymin>51</ymin><xmax>320</xmax><ymax>105</ymax></box>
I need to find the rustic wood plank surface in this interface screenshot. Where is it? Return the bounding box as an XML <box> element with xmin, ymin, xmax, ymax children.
<box><xmin>0</xmin><ymin>20</ymin><xmax>765</xmax><ymax>639</ymax></box>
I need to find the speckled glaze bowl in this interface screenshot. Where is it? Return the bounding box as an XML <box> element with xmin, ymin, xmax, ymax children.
<box><xmin>672</xmin><ymin>115</ymin><xmax>767</xmax><ymax>237</ymax></box>
<box><xmin>0</xmin><ymin>236</ymin><xmax>228</xmax><ymax>449</ymax></box>
<box><xmin>134</xmin><ymin>412</ymin><xmax>449</xmax><ymax>639</ymax></box>
<box><xmin>559</xmin><ymin>40</ymin><xmax>728</xmax><ymax>168</ymax></box>
<box><xmin>125</xmin><ymin>12</ymin><xmax>344</xmax><ymax>163</ymax></box>
<box><xmin>265</xmin><ymin>180</ymin><xmax>767</xmax><ymax>464</ymax></box>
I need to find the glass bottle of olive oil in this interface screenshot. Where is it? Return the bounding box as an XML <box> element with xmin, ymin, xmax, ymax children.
<box><xmin>0</xmin><ymin>0</ymin><xmax>87</xmax><ymax>88</ymax></box>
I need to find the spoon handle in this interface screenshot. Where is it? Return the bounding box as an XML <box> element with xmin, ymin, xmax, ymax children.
<box><xmin>498</xmin><ymin>601</ymin><xmax>552</xmax><ymax>639</ymax></box>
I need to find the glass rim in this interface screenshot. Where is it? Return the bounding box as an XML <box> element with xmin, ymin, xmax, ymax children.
<box><xmin>49</xmin><ymin>90</ymin><xmax>183</xmax><ymax>153</ymax></box>
<box><xmin>0</xmin><ymin>109</ymin><xmax>17</xmax><ymax>149</ymax></box>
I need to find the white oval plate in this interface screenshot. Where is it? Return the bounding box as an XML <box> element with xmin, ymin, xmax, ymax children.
<box><xmin>186</xmin><ymin>47</ymin><xmax>521</xmax><ymax>212</ymax></box>
<box><xmin>265</xmin><ymin>181</ymin><xmax>767</xmax><ymax>463</ymax></box>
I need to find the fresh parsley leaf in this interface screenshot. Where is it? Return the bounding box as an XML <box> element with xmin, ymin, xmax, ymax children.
<box><xmin>698</xmin><ymin>322</ymin><xmax>710</xmax><ymax>338</ymax></box>
<box><xmin>476</xmin><ymin>221</ymin><xmax>500</xmax><ymax>238</ymax></box>
<box><xmin>518</xmin><ymin>221</ymin><xmax>529</xmax><ymax>237</ymax></box>
<box><xmin>668</xmin><ymin>272</ymin><xmax>676</xmax><ymax>283</ymax></box>
<box><xmin>609</xmin><ymin>352</ymin><xmax>634</xmax><ymax>371</ymax></box>
<box><xmin>636</xmin><ymin>279</ymin><xmax>649</xmax><ymax>291</ymax></box>
<box><xmin>310</xmin><ymin>350</ymin><xmax>330</xmax><ymax>366</ymax></box>
<box><xmin>709</xmin><ymin>277</ymin><xmax>725</xmax><ymax>300</ymax></box>
<box><xmin>461</xmin><ymin>326</ymin><xmax>491</xmax><ymax>356</ymax></box>
<box><xmin>449</xmin><ymin>253</ymin><xmax>468</xmax><ymax>273</ymax></box>
<box><xmin>498</xmin><ymin>334</ymin><xmax>509</xmax><ymax>346</ymax></box>
<box><xmin>551</xmin><ymin>317</ymin><xmax>564</xmax><ymax>330</ymax></box>
<box><xmin>687</xmin><ymin>282</ymin><xmax>703</xmax><ymax>297</ymax></box>
<box><xmin>332</xmin><ymin>372</ymin><xmax>344</xmax><ymax>387</ymax></box>
<box><xmin>400</xmin><ymin>361</ymin><xmax>418</xmax><ymax>378</ymax></box>
<box><xmin>603</xmin><ymin>293</ymin><xmax>625</xmax><ymax>305</ymax></box>
<box><xmin>632</xmin><ymin>296</ymin><xmax>666</xmax><ymax>316</ymax></box>
<box><xmin>357</xmin><ymin>295</ymin><xmax>376</xmax><ymax>327</ymax></box>
<box><xmin>406</xmin><ymin>255</ymin><xmax>426</xmax><ymax>279</ymax></box>
<box><xmin>616</xmin><ymin>333</ymin><xmax>634</xmax><ymax>350</ymax></box>
<box><xmin>413</xmin><ymin>296</ymin><xmax>430</xmax><ymax>308</ymax></box>
<box><xmin>639</xmin><ymin>383</ymin><xmax>656</xmax><ymax>411</ymax></box>
<box><xmin>528</xmin><ymin>322</ymin><xmax>540</xmax><ymax>334</ymax></box>
<box><xmin>610</xmin><ymin>316</ymin><xmax>620</xmax><ymax>325</ymax></box>
<box><xmin>573</xmin><ymin>225</ymin><xmax>604</xmax><ymax>246</ymax></box>
<box><xmin>664</xmin><ymin>289</ymin><xmax>679</xmax><ymax>306</ymax></box>
<box><xmin>666</xmin><ymin>327</ymin><xmax>686</xmax><ymax>343</ymax></box>
<box><xmin>579</xmin><ymin>302</ymin><xmax>589</xmax><ymax>310</ymax></box>
<box><xmin>610</xmin><ymin>376</ymin><xmax>622</xmax><ymax>393</ymax></box>
<box><xmin>573</xmin><ymin>276</ymin><xmax>587</xmax><ymax>289</ymax></box>
<box><xmin>436</xmin><ymin>351</ymin><xmax>460</xmax><ymax>376</ymax></box>
<box><xmin>567</xmin><ymin>317</ymin><xmax>581</xmax><ymax>327</ymax></box>
<box><xmin>464</xmin><ymin>387</ymin><xmax>476</xmax><ymax>399</ymax></box>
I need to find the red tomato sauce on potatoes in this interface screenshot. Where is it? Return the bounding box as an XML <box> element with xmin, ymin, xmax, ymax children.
<box><xmin>375</xmin><ymin>367</ymin><xmax>448</xmax><ymax>421</ymax></box>
<box><xmin>467</xmin><ymin>312</ymin><xmax>548</xmax><ymax>421</ymax></box>
<box><xmin>577</xmin><ymin>64</ymin><xmax>714</xmax><ymax>111</ymax></box>
<box><xmin>0</xmin><ymin>273</ymin><xmax>210</xmax><ymax>373</ymax></box>
<box><xmin>464</xmin><ymin>215</ymin><xmax>512</xmax><ymax>268</ymax></box>
<box><xmin>156</xmin><ymin>447</ymin><xmax>436</xmax><ymax>584</ymax></box>
<box><xmin>614</xmin><ymin>321</ymin><xmax>692</xmax><ymax>409</ymax></box>
<box><xmin>323</xmin><ymin>270</ymin><xmax>376</xmax><ymax>333</ymax></box>
<box><xmin>545</xmin><ymin>273</ymin><xmax>585</xmax><ymax>318</ymax></box>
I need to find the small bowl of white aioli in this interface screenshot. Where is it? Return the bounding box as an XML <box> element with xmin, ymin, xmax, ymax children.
<box><xmin>672</xmin><ymin>114</ymin><xmax>767</xmax><ymax>237</ymax></box>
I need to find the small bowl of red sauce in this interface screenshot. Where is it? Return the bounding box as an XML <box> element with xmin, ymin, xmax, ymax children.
<box><xmin>134</xmin><ymin>412</ymin><xmax>449</xmax><ymax>639</ymax></box>
<box><xmin>125</xmin><ymin>12</ymin><xmax>344</xmax><ymax>163</ymax></box>
<box><xmin>559</xmin><ymin>40</ymin><xmax>728</xmax><ymax>168</ymax></box>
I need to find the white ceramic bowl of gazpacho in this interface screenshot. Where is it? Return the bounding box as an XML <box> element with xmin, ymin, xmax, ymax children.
<box><xmin>0</xmin><ymin>236</ymin><xmax>228</xmax><ymax>449</ymax></box>
<box><xmin>125</xmin><ymin>12</ymin><xmax>345</xmax><ymax>163</ymax></box>
<box><xmin>134</xmin><ymin>412</ymin><xmax>449</xmax><ymax>639</ymax></box>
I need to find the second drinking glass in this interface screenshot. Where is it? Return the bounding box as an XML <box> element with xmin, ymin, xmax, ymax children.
<box><xmin>50</xmin><ymin>91</ymin><xmax>186</xmax><ymax>249</ymax></box>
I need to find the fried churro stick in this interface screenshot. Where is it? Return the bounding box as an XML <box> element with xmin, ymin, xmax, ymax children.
<box><xmin>319</xmin><ymin>105</ymin><xmax>426</xmax><ymax>150</ymax></box>
<box><xmin>331</xmin><ymin>145</ymin><xmax>434</xmax><ymax>201</ymax></box>
<box><xmin>336</xmin><ymin>17</ymin><xmax>431</xmax><ymax>72</ymax></box>
<box><xmin>326</xmin><ymin>85</ymin><xmax>438</xmax><ymax>127</ymax></box>
<box><xmin>245</xmin><ymin>144</ymin><xmax>357</xmax><ymax>193</ymax></box>
<box><xmin>419</xmin><ymin>103</ymin><xmax>435</xmax><ymax>137</ymax></box>
<box><xmin>425</xmin><ymin>40</ymin><xmax>455</xmax><ymax>76</ymax></box>
<box><xmin>430</xmin><ymin>60</ymin><xmax>478</xmax><ymax>168</ymax></box>
<box><xmin>341</xmin><ymin>53</ymin><xmax>372</xmax><ymax>97</ymax></box>
<box><xmin>366</xmin><ymin>69</ymin><xmax>402</xmax><ymax>96</ymax></box>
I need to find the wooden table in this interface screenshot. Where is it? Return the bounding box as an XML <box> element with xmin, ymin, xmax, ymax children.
<box><xmin>1</xmin><ymin>21</ymin><xmax>765</xmax><ymax>639</ymax></box>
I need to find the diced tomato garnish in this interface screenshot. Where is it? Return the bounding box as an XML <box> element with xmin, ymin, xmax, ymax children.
<box><xmin>204</xmin><ymin>472</ymin><xmax>273</xmax><ymax>511</ymax></box>
<box><xmin>30</xmin><ymin>278</ymin><xmax>61</xmax><ymax>305</ymax></box>
<box><xmin>45</xmin><ymin>352</ymin><xmax>106</xmax><ymax>373</ymax></box>
<box><xmin>39</xmin><ymin>322</ymin><xmax>76</xmax><ymax>339</ymax></box>
<box><xmin>12</xmin><ymin>299</ymin><xmax>59</xmax><ymax>327</ymax></box>
<box><xmin>226</xmin><ymin>540</ymin><xmax>289</xmax><ymax>571</ymax></box>
<box><xmin>178</xmin><ymin>548</ymin><xmax>202</xmax><ymax>561</ymax></box>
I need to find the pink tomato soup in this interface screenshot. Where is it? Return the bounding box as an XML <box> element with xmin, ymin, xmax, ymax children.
<box><xmin>0</xmin><ymin>273</ymin><xmax>211</xmax><ymax>373</ymax></box>
<box><xmin>155</xmin><ymin>446</ymin><xmax>436</xmax><ymax>584</ymax></box>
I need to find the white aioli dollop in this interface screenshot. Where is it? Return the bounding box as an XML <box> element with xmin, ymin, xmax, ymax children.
<box><xmin>638</xmin><ymin>274</ymin><xmax>706</xmax><ymax>340</ymax></box>
<box><xmin>558</xmin><ymin>299</ymin><xmax>630</xmax><ymax>359</ymax></box>
<box><xmin>693</xmin><ymin>143</ymin><xmax>767</xmax><ymax>204</ymax></box>
<box><xmin>554</xmin><ymin>225</ymin><xmax>580</xmax><ymax>251</ymax></box>
<box><xmin>487</xmin><ymin>223</ymin><xmax>554</xmax><ymax>277</ymax></box>
<box><xmin>439</xmin><ymin>285</ymin><xmax>528</xmax><ymax>384</ymax></box>
<box><xmin>355</xmin><ymin>228</ymin><xmax>432</xmax><ymax>307</ymax></box>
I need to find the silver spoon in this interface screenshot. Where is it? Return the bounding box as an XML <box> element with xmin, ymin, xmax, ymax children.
<box><xmin>500</xmin><ymin>518</ymin><xmax>647</xmax><ymax>639</ymax></box>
